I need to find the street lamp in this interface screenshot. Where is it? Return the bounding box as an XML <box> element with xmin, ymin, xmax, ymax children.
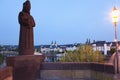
<box><xmin>111</xmin><ymin>6</ymin><xmax>120</xmax><ymax>74</ymax></box>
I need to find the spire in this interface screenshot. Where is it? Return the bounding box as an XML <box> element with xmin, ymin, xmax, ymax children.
<box><xmin>51</xmin><ymin>41</ymin><xmax>54</xmax><ymax>45</ymax></box>
<box><xmin>55</xmin><ymin>41</ymin><xmax>57</xmax><ymax>47</ymax></box>
<box><xmin>55</xmin><ymin>41</ymin><xmax>56</xmax><ymax>44</ymax></box>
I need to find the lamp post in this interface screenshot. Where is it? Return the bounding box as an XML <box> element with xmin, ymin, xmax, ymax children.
<box><xmin>111</xmin><ymin>6</ymin><xmax>119</xmax><ymax>74</ymax></box>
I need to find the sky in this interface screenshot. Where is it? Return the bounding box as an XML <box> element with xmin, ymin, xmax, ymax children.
<box><xmin>0</xmin><ymin>0</ymin><xmax>120</xmax><ymax>45</ymax></box>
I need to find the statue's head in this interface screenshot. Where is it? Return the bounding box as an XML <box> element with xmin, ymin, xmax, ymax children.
<box><xmin>23</xmin><ymin>0</ymin><xmax>31</xmax><ymax>13</ymax></box>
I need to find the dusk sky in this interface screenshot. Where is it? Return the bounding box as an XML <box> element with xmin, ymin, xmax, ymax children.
<box><xmin>0</xmin><ymin>0</ymin><xmax>120</xmax><ymax>45</ymax></box>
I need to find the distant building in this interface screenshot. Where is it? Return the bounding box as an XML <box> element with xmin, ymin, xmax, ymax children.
<box><xmin>0</xmin><ymin>51</ymin><xmax>18</xmax><ymax>57</ymax></box>
<box><xmin>36</xmin><ymin>41</ymin><xmax>80</xmax><ymax>62</ymax></box>
<box><xmin>65</xmin><ymin>44</ymin><xmax>77</xmax><ymax>51</ymax></box>
<box><xmin>91</xmin><ymin>40</ymin><xmax>119</xmax><ymax>55</ymax></box>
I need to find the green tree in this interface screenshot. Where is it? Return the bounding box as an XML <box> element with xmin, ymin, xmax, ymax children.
<box><xmin>110</xmin><ymin>48</ymin><xmax>115</xmax><ymax>55</ymax></box>
<box><xmin>0</xmin><ymin>54</ymin><xmax>4</xmax><ymax>65</ymax></box>
<box><xmin>60</xmin><ymin>45</ymin><xmax>104</xmax><ymax>62</ymax></box>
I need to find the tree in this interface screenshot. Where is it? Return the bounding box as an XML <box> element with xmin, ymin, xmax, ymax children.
<box><xmin>110</xmin><ymin>48</ymin><xmax>116</xmax><ymax>55</ymax></box>
<box><xmin>0</xmin><ymin>54</ymin><xmax>4</xmax><ymax>65</ymax></box>
<box><xmin>59</xmin><ymin>45</ymin><xmax>104</xmax><ymax>62</ymax></box>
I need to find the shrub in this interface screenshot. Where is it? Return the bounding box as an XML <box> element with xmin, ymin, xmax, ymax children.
<box><xmin>60</xmin><ymin>45</ymin><xmax>104</xmax><ymax>62</ymax></box>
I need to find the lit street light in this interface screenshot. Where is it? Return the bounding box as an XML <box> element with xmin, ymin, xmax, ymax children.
<box><xmin>111</xmin><ymin>6</ymin><xmax>120</xmax><ymax>74</ymax></box>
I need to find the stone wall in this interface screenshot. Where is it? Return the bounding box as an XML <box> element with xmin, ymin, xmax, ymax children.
<box><xmin>3</xmin><ymin>62</ymin><xmax>115</xmax><ymax>80</ymax></box>
<box><xmin>0</xmin><ymin>67</ymin><xmax>13</xmax><ymax>80</ymax></box>
<box><xmin>91</xmin><ymin>71</ymin><xmax>114</xmax><ymax>80</ymax></box>
<box><xmin>40</xmin><ymin>62</ymin><xmax>115</xmax><ymax>80</ymax></box>
<box><xmin>40</xmin><ymin>70</ymin><xmax>91</xmax><ymax>80</ymax></box>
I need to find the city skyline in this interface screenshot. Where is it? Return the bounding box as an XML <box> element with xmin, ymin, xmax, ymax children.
<box><xmin>0</xmin><ymin>0</ymin><xmax>120</xmax><ymax>45</ymax></box>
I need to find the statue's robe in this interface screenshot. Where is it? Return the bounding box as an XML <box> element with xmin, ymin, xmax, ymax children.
<box><xmin>18</xmin><ymin>11</ymin><xmax>35</xmax><ymax>55</ymax></box>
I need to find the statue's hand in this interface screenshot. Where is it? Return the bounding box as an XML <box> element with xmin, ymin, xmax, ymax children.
<box><xmin>30</xmin><ymin>16</ymin><xmax>35</xmax><ymax>27</ymax></box>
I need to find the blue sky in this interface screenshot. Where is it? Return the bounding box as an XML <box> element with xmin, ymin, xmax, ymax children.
<box><xmin>0</xmin><ymin>0</ymin><xmax>120</xmax><ymax>45</ymax></box>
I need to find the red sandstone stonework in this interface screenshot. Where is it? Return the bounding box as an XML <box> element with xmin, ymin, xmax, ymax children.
<box><xmin>0</xmin><ymin>67</ymin><xmax>13</xmax><ymax>80</ymax></box>
<box><xmin>6</xmin><ymin>55</ymin><xmax>45</xmax><ymax>80</ymax></box>
<box><xmin>6</xmin><ymin>1</ymin><xmax>45</xmax><ymax>80</ymax></box>
<box><xmin>18</xmin><ymin>0</ymin><xmax>35</xmax><ymax>55</ymax></box>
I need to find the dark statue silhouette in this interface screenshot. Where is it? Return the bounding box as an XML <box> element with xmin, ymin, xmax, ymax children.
<box><xmin>6</xmin><ymin>1</ymin><xmax>45</xmax><ymax>80</ymax></box>
<box><xmin>18</xmin><ymin>0</ymin><xmax>35</xmax><ymax>55</ymax></box>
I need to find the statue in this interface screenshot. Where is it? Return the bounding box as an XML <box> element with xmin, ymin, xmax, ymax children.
<box><xmin>18</xmin><ymin>0</ymin><xmax>35</xmax><ymax>55</ymax></box>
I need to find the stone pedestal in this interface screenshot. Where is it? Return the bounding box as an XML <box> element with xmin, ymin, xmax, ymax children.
<box><xmin>6</xmin><ymin>55</ymin><xmax>44</xmax><ymax>80</ymax></box>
